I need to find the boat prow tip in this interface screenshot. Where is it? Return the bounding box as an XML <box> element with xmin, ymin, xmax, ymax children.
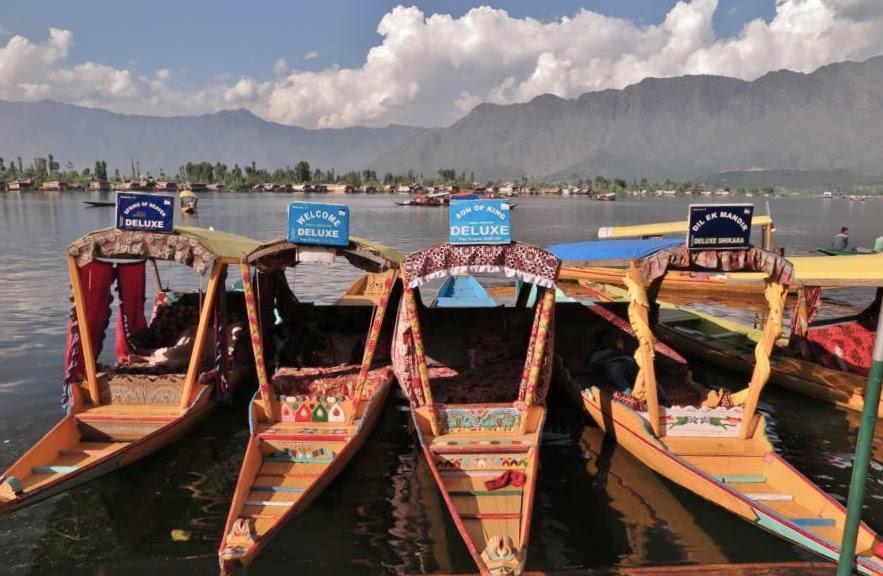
<box><xmin>218</xmin><ymin>554</ymin><xmax>242</xmax><ymax>576</ymax></box>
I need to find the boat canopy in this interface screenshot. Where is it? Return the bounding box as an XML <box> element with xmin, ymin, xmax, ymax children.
<box><xmin>179</xmin><ymin>189</ymin><xmax>198</xmax><ymax>199</ymax></box>
<box><xmin>244</xmin><ymin>237</ymin><xmax>401</xmax><ymax>273</ymax></box>
<box><xmin>790</xmin><ymin>254</ymin><xmax>883</xmax><ymax>287</ymax></box>
<box><xmin>599</xmin><ymin>215</ymin><xmax>773</xmax><ymax>239</ymax></box>
<box><xmin>67</xmin><ymin>226</ymin><xmax>260</xmax><ymax>274</ymax></box>
<box><xmin>402</xmin><ymin>241</ymin><xmax>559</xmax><ymax>289</ymax></box>
<box><xmin>628</xmin><ymin>244</ymin><xmax>793</xmax><ymax>439</ymax></box>
<box><xmin>549</xmin><ymin>237</ymin><xmax>684</xmax><ymax>267</ymax></box>
<box><xmin>639</xmin><ymin>244</ymin><xmax>793</xmax><ymax>285</ymax></box>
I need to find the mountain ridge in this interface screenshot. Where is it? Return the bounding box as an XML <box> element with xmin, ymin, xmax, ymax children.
<box><xmin>371</xmin><ymin>55</ymin><xmax>883</xmax><ymax>181</ymax></box>
<box><xmin>0</xmin><ymin>99</ymin><xmax>425</xmax><ymax>174</ymax></box>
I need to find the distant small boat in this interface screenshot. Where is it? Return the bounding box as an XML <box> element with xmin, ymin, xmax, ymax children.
<box><xmin>816</xmin><ymin>247</ymin><xmax>875</xmax><ymax>255</ymax></box>
<box><xmin>179</xmin><ymin>190</ymin><xmax>198</xmax><ymax>215</ymax></box>
<box><xmin>431</xmin><ymin>275</ymin><xmax>497</xmax><ymax>308</ymax></box>
<box><xmin>83</xmin><ymin>201</ymin><xmax>115</xmax><ymax>208</ymax></box>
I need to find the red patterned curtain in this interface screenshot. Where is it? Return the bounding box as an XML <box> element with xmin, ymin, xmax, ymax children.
<box><xmin>115</xmin><ymin>261</ymin><xmax>147</xmax><ymax>361</ymax></box>
<box><xmin>790</xmin><ymin>286</ymin><xmax>822</xmax><ymax>338</ymax></box>
<box><xmin>63</xmin><ymin>260</ymin><xmax>115</xmax><ymax>408</ymax></box>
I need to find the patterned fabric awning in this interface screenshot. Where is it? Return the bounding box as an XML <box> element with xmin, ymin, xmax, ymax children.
<box><xmin>68</xmin><ymin>226</ymin><xmax>260</xmax><ymax>274</ymax></box>
<box><xmin>245</xmin><ymin>236</ymin><xmax>402</xmax><ymax>273</ymax></box>
<box><xmin>639</xmin><ymin>245</ymin><xmax>793</xmax><ymax>285</ymax></box>
<box><xmin>402</xmin><ymin>242</ymin><xmax>560</xmax><ymax>289</ymax></box>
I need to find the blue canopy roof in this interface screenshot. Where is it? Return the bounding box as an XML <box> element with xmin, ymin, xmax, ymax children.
<box><xmin>548</xmin><ymin>237</ymin><xmax>684</xmax><ymax>264</ymax></box>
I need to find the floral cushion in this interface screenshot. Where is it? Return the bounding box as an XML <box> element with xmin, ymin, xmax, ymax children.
<box><xmin>428</xmin><ymin>361</ymin><xmax>523</xmax><ymax>404</ymax></box>
<box><xmin>806</xmin><ymin>321</ymin><xmax>873</xmax><ymax>376</ymax></box>
<box><xmin>272</xmin><ymin>364</ymin><xmax>391</xmax><ymax>399</ymax></box>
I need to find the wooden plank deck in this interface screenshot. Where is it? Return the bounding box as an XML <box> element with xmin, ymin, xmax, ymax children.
<box><xmin>406</xmin><ymin>562</ymin><xmax>836</xmax><ymax>575</ymax></box>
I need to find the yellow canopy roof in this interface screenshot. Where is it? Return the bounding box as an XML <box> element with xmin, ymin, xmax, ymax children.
<box><xmin>598</xmin><ymin>215</ymin><xmax>773</xmax><ymax>239</ymax></box>
<box><xmin>179</xmin><ymin>189</ymin><xmax>198</xmax><ymax>198</ymax></box>
<box><xmin>790</xmin><ymin>253</ymin><xmax>883</xmax><ymax>287</ymax></box>
<box><xmin>174</xmin><ymin>225</ymin><xmax>260</xmax><ymax>261</ymax></box>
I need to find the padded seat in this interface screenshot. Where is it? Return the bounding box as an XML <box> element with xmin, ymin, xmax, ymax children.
<box><xmin>99</xmin><ymin>373</ymin><xmax>186</xmax><ymax>405</ymax></box>
<box><xmin>429</xmin><ymin>362</ymin><xmax>524</xmax><ymax>404</ymax></box>
<box><xmin>272</xmin><ymin>364</ymin><xmax>390</xmax><ymax>399</ymax></box>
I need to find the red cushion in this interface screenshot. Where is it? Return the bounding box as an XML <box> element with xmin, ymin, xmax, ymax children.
<box><xmin>807</xmin><ymin>321</ymin><xmax>873</xmax><ymax>376</ymax></box>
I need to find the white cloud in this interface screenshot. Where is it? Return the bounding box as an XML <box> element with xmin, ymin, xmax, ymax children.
<box><xmin>273</xmin><ymin>57</ymin><xmax>289</xmax><ymax>76</ymax></box>
<box><xmin>1</xmin><ymin>1</ymin><xmax>883</xmax><ymax>127</ymax></box>
<box><xmin>303</xmin><ymin>50</ymin><xmax>318</xmax><ymax>60</ymax></box>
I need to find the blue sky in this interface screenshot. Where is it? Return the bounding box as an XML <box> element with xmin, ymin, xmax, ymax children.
<box><xmin>4</xmin><ymin>1</ymin><xmax>775</xmax><ymax>86</ymax></box>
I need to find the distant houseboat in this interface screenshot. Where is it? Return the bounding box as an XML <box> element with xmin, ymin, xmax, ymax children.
<box><xmin>40</xmin><ymin>180</ymin><xmax>81</xmax><ymax>192</ymax></box>
<box><xmin>89</xmin><ymin>180</ymin><xmax>110</xmax><ymax>192</ymax></box>
<box><xmin>154</xmin><ymin>180</ymin><xmax>178</xmax><ymax>193</ymax></box>
<box><xmin>182</xmin><ymin>182</ymin><xmax>208</xmax><ymax>193</ymax></box>
<box><xmin>9</xmin><ymin>179</ymin><xmax>36</xmax><ymax>191</ymax></box>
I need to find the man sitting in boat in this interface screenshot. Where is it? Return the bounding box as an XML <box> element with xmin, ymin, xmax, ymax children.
<box><xmin>589</xmin><ymin>330</ymin><xmax>639</xmax><ymax>395</ymax></box>
<box><xmin>832</xmin><ymin>226</ymin><xmax>849</xmax><ymax>250</ymax></box>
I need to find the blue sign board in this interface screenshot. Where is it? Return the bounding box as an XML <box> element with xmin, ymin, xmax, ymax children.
<box><xmin>116</xmin><ymin>192</ymin><xmax>174</xmax><ymax>233</ymax></box>
<box><xmin>449</xmin><ymin>199</ymin><xmax>512</xmax><ymax>245</ymax></box>
<box><xmin>687</xmin><ymin>204</ymin><xmax>754</xmax><ymax>250</ymax></box>
<box><xmin>288</xmin><ymin>202</ymin><xmax>350</xmax><ymax>246</ymax></box>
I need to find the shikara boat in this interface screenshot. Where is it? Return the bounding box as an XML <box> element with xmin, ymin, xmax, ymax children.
<box><xmin>431</xmin><ymin>274</ymin><xmax>497</xmax><ymax>308</ymax></box>
<box><xmin>179</xmin><ymin>189</ymin><xmax>199</xmax><ymax>214</ymax></box>
<box><xmin>551</xmin><ymin>241</ymin><xmax>883</xmax><ymax>574</ymax></box>
<box><xmin>0</xmin><ymin>226</ymin><xmax>259</xmax><ymax>516</ymax></box>
<box><xmin>392</xmin><ymin>241</ymin><xmax>560</xmax><ymax>576</ymax></box>
<box><xmin>576</xmin><ymin>216</ymin><xmax>777</xmax><ymax>299</ymax></box>
<box><xmin>335</xmin><ymin>271</ymin><xmax>393</xmax><ymax>306</ymax></box>
<box><xmin>83</xmin><ymin>200</ymin><xmax>115</xmax><ymax>208</ymax></box>
<box><xmin>218</xmin><ymin>237</ymin><xmax>402</xmax><ymax>575</ymax></box>
<box><xmin>646</xmin><ymin>253</ymin><xmax>883</xmax><ymax>416</ymax></box>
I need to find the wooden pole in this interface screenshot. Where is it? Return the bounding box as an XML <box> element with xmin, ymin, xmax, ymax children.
<box><xmin>837</xmin><ymin>304</ymin><xmax>883</xmax><ymax>575</ymax></box>
<box><xmin>181</xmin><ymin>261</ymin><xmax>223</xmax><ymax>409</ymax></box>
<box><xmin>240</xmin><ymin>262</ymin><xmax>274</xmax><ymax>420</ymax></box>
<box><xmin>66</xmin><ymin>255</ymin><xmax>101</xmax><ymax>406</ymax></box>
<box><xmin>150</xmin><ymin>258</ymin><xmax>163</xmax><ymax>291</ymax></box>
<box><xmin>626</xmin><ymin>262</ymin><xmax>660</xmax><ymax>436</ymax></box>
<box><xmin>738</xmin><ymin>281</ymin><xmax>786</xmax><ymax>439</ymax></box>
<box><xmin>762</xmin><ymin>224</ymin><xmax>773</xmax><ymax>251</ymax></box>
<box><xmin>400</xmin><ymin>270</ymin><xmax>437</xmax><ymax>434</ymax></box>
<box><xmin>523</xmin><ymin>287</ymin><xmax>554</xmax><ymax>407</ymax></box>
<box><xmin>352</xmin><ymin>269</ymin><xmax>396</xmax><ymax>402</ymax></box>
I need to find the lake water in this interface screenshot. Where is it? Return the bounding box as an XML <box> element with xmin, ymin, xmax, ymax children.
<box><xmin>2</xmin><ymin>191</ymin><xmax>883</xmax><ymax>575</ymax></box>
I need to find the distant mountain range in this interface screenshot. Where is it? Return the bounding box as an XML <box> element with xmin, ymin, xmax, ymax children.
<box><xmin>373</xmin><ymin>56</ymin><xmax>883</xmax><ymax>181</ymax></box>
<box><xmin>3</xmin><ymin>56</ymin><xmax>883</xmax><ymax>182</ymax></box>
<box><xmin>0</xmin><ymin>100</ymin><xmax>422</xmax><ymax>174</ymax></box>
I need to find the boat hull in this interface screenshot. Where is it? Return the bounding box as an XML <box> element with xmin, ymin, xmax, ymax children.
<box><xmin>556</xmin><ymin>362</ymin><xmax>883</xmax><ymax>575</ymax></box>
<box><xmin>218</xmin><ymin>370</ymin><xmax>393</xmax><ymax>575</ymax></box>
<box><xmin>0</xmin><ymin>387</ymin><xmax>214</xmax><ymax>516</ymax></box>
<box><xmin>411</xmin><ymin>404</ymin><xmax>544</xmax><ymax>576</ymax></box>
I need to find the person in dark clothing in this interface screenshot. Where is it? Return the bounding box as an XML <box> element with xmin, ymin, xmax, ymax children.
<box><xmin>589</xmin><ymin>330</ymin><xmax>669</xmax><ymax>404</ymax></box>
<box><xmin>589</xmin><ymin>331</ymin><xmax>639</xmax><ymax>394</ymax></box>
<box><xmin>832</xmin><ymin>227</ymin><xmax>849</xmax><ymax>250</ymax></box>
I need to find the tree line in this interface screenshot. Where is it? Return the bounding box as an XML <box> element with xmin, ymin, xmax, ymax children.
<box><xmin>0</xmin><ymin>154</ymin><xmax>782</xmax><ymax>194</ymax></box>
